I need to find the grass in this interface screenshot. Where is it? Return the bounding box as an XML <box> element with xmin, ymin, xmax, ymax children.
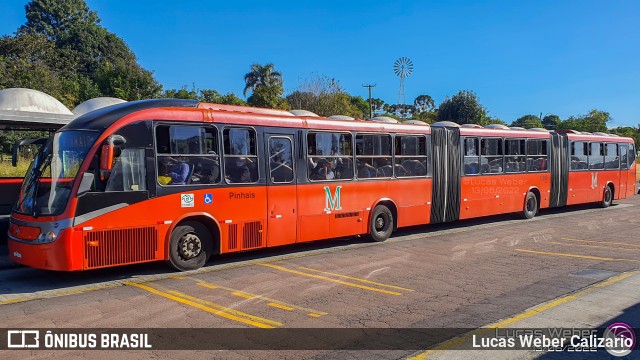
<box><xmin>0</xmin><ymin>159</ymin><xmax>31</xmax><ymax>178</ymax></box>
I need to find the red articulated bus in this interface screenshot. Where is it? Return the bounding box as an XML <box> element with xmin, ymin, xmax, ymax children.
<box><xmin>7</xmin><ymin>99</ymin><xmax>637</xmax><ymax>271</ymax></box>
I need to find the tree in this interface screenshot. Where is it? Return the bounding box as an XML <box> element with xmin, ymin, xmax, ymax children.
<box><xmin>0</xmin><ymin>33</ymin><xmax>83</xmax><ymax>107</ymax></box>
<box><xmin>243</xmin><ymin>63</ymin><xmax>287</xmax><ymax>109</ymax></box>
<box><xmin>558</xmin><ymin>109</ymin><xmax>611</xmax><ymax>133</ymax></box>
<box><xmin>370</xmin><ymin>98</ymin><xmax>386</xmax><ymax>116</ymax></box>
<box><xmin>94</xmin><ymin>58</ymin><xmax>161</xmax><ymax>100</ymax></box>
<box><xmin>161</xmin><ymin>86</ymin><xmax>198</xmax><ymax>100</ymax></box>
<box><xmin>198</xmin><ymin>89</ymin><xmax>247</xmax><ymax>106</ymax></box>
<box><xmin>511</xmin><ymin>114</ymin><xmax>543</xmax><ymax>129</ymax></box>
<box><xmin>285</xmin><ymin>74</ymin><xmax>362</xmax><ymax>117</ymax></box>
<box><xmin>437</xmin><ymin>90</ymin><xmax>487</xmax><ymax>124</ymax></box>
<box><xmin>413</xmin><ymin>95</ymin><xmax>435</xmax><ymax>113</ymax></box>
<box><xmin>413</xmin><ymin>111</ymin><xmax>437</xmax><ymax>124</ymax></box>
<box><xmin>610</xmin><ymin>125</ymin><xmax>640</xmax><ymax>147</ymax></box>
<box><xmin>542</xmin><ymin>114</ymin><xmax>561</xmax><ymax>129</ymax></box>
<box><xmin>350</xmin><ymin>96</ymin><xmax>369</xmax><ymax>119</ymax></box>
<box><xmin>6</xmin><ymin>0</ymin><xmax>162</xmax><ymax>104</ymax></box>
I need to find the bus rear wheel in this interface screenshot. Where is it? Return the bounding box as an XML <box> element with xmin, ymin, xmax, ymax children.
<box><xmin>600</xmin><ymin>185</ymin><xmax>613</xmax><ymax>208</ymax></box>
<box><xmin>168</xmin><ymin>221</ymin><xmax>213</xmax><ymax>271</ymax></box>
<box><xmin>368</xmin><ymin>205</ymin><xmax>393</xmax><ymax>242</ymax></box>
<box><xmin>521</xmin><ymin>192</ymin><xmax>538</xmax><ymax>219</ymax></box>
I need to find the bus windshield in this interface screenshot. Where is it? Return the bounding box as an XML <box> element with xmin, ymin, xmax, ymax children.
<box><xmin>15</xmin><ymin>130</ymin><xmax>99</xmax><ymax>217</ymax></box>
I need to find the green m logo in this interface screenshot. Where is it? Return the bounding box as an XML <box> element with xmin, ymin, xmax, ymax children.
<box><xmin>324</xmin><ymin>186</ymin><xmax>342</xmax><ymax>211</ymax></box>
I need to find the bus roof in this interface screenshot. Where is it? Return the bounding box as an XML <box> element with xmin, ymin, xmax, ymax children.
<box><xmin>58</xmin><ymin>99</ymin><xmax>635</xmax><ymax>144</ymax></box>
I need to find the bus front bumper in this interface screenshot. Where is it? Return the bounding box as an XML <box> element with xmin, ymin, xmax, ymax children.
<box><xmin>8</xmin><ymin>228</ymin><xmax>82</xmax><ymax>271</ymax></box>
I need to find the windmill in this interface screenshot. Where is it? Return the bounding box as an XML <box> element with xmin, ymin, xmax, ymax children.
<box><xmin>393</xmin><ymin>57</ymin><xmax>413</xmax><ymax>118</ymax></box>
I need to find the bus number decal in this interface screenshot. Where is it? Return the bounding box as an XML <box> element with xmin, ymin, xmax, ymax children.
<box><xmin>324</xmin><ymin>186</ymin><xmax>342</xmax><ymax>212</ymax></box>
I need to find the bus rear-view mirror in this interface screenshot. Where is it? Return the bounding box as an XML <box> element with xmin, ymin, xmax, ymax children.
<box><xmin>100</xmin><ymin>144</ymin><xmax>114</xmax><ymax>172</ymax></box>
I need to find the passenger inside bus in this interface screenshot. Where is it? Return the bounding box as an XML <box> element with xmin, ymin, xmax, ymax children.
<box><xmin>157</xmin><ymin>161</ymin><xmax>172</xmax><ymax>185</ymax></box>
<box><xmin>192</xmin><ymin>161</ymin><xmax>220</xmax><ymax>184</ymax></box>
<box><xmin>226</xmin><ymin>158</ymin><xmax>254</xmax><ymax>183</ymax></box>
<box><xmin>159</xmin><ymin>157</ymin><xmax>191</xmax><ymax>185</ymax></box>
<box><xmin>311</xmin><ymin>158</ymin><xmax>335</xmax><ymax>180</ymax></box>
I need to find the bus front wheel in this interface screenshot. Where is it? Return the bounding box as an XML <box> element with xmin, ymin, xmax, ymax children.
<box><xmin>521</xmin><ymin>192</ymin><xmax>538</xmax><ymax>219</ymax></box>
<box><xmin>368</xmin><ymin>205</ymin><xmax>394</xmax><ymax>242</ymax></box>
<box><xmin>600</xmin><ymin>185</ymin><xmax>613</xmax><ymax>208</ymax></box>
<box><xmin>168</xmin><ymin>221</ymin><xmax>213</xmax><ymax>271</ymax></box>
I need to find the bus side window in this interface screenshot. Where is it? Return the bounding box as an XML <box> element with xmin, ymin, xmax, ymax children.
<box><xmin>570</xmin><ymin>141</ymin><xmax>588</xmax><ymax>170</ymax></box>
<box><xmin>526</xmin><ymin>139</ymin><xmax>548</xmax><ymax>172</ymax></box>
<box><xmin>619</xmin><ymin>144</ymin><xmax>629</xmax><ymax>169</ymax></box>
<box><xmin>480</xmin><ymin>138</ymin><xmax>503</xmax><ymax>174</ymax></box>
<box><xmin>223</xmin><ymin>128</ymin><xmax>258</xmax><ymax>183</ymax></box>
<box><xmin>395</xmin><ymin>135</ymin><xmax>427</xmax><ymax>177</ymax></box>
<box><xmin>505</xmin><ymin>139</ymin><xmax>525</xmax><ymax>173</ymax></box>
<box><xmin>588</xmin><ymin>142</ymin><xmax>604</xmax><ymax>170</ymax></box>
<box><xmin>156</xmin><ymin>125</ymin><xmax>220</xmax><ymax>186</ymax></box>
<box><xmin>355</xmin><ymin>134</ymin><xmax>392</xmax><ymax>179</ymax></box>
<box><xmin>605</xmin><ymin>143</ymin><xmax>619</xmax><ymax>170</ymax></box>
<box><xmin>269</xmin><ymin>137</ymin><xmax>294</xmax><ymax>183</ymax></box>
<box><xmin>307</xmin><ymin>132</ymin><xmax>353</xmax><ymax>181</ymax></box>
<box><xmin>463</xmin><ymin>137</ymin><xmax>479</xmax><ymax>175</ymax></box>
<box><xmin>102</xmin><ymin>122</ymin><xmax>152</xmax><ymax>192</ymax></box>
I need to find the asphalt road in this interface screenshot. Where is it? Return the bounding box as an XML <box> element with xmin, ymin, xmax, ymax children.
<box><xmin>1</xmin><ymin>196</ymin><xmax>639</xmax><ymax>359</ymax></box>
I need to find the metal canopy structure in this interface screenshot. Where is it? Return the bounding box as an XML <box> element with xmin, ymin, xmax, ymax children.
<box><xmin>0</xmin><ymin>88</ymin><xmax>126</xmax><ymax>130</ymax></box>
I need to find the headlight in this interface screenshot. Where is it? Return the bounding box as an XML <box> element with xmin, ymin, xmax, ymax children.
<box><xmin>45</xmin><ymin>231</ymin><xmax>57</xmax><ymax>242</ymax></box>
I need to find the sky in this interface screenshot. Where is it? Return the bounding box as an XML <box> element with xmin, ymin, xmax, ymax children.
<box><xmin>0</xmin><ymin>0</ymin><xmax>638</xmax><ymax>127</ymax></box>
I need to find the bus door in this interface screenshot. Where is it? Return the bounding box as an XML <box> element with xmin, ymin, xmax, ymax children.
<box><xmin>628</xmin><ymin>144</ymin><xmax>637</xmax><ymax>197</ymax></box>
<box><xmin>619</xmin><ymin>143</ymin><xmax>636</xmax><ymax>198</ymax></box>
<box><xmin>265</xmin><ymin>133</ymin><xmax>297</xmax><ymax>247</ymax></box>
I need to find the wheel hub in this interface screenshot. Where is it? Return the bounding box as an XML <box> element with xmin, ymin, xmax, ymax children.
<box><xmin>375</xmin><ymin>216</ymin><xmax>385</xmax><ymax>230</ymax></box>
<box><xmin>527</xmin><ymin>198</ymin><xmax>535</xmax><ymax>212</ymax></box>
<box><xmin>180</xmin><ymin>233</ymin><xmax>202</xmax><ymax>259</ymax></box>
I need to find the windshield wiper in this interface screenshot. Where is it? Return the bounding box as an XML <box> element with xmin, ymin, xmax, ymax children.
<box><xmin>15</xmin><ymin>159</ymin><xmax>40</xmax><ymax>215</ymax></box>
<box><xmin>31</xmin><ymin>154</ymin><xmax>52</xmax><ymax>218</ymax></box>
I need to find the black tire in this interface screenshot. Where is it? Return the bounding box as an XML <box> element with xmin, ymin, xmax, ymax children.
<box><xmin>521</xmin><ymin>192</ymin><xmax>538</xmax><ymax>219</ymax></box>
<box><xmin>368</xmin><ymin>205</ymin><xmax>394</xmax><ymax>242</ymax></box>
<box><xmin>168</xmin><ymin>221</ymin><xmax>214</xmax><ymax>271</ymax></box>
<box><xmin>600</xmin><ymin>186</ymin><xmax>613</xmax><ymax>208</ymax></box>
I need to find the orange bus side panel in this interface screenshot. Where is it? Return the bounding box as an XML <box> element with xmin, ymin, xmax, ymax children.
<box><xmin>459</xmin><ymin>173</ymin><xmax>551</xmax><ymax>219</ymax></box>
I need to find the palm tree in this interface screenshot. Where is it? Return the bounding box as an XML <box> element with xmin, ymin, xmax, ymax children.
<box><xmin>243</xmin><ymin>63</ymin><xmax>283</xmax><ymax>97</ymax></box>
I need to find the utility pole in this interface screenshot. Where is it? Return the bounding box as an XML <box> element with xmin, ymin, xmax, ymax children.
<box><xmin>362</xmin><ymin>84</ymin><xmax>376</xmax><ymax>119</ymax></box>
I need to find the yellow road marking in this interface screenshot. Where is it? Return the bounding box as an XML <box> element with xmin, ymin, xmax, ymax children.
<box><xmin>408</xmin><ymin>270</ymin><xmax>640</xmax><ymax>359</ymax></box>
<box><xmin>547</xmin><ymin>241</ymin><xmax>640</xmax><ymax>252</ymax></box>
<box><xmin>196</xmin><ymin>282</ymin><xmax>219</xmax><ymax>290</ymax></box>
<box><xmin>189</xmin><ymin>279</ymin><xmax>327</xmax><ymax>316</ymax></box>
<box><xmin>515</xmin><ymin>248</ymin><xmax>640</xmax><ymax>263</ymax></box>
<box><xmin>125</xmin><ymin>282</ymin><xmax>280</xmax><ymax>328</ymax></box>
<box><xmin>163</xmin><ymin>290</ymin><xmax>282</xmax><ymax>327</ymax></box>
<box><xmin>231</xmin><ymin>291</ymin><xmax>254</xmax><ymax>299</ymax></box>
<box><xmin>257</xmin><ymin>263</ymin><xmax>402</xmax><ymax>296</ymax></box>
<box><xmin>297</xmin><ymin>266</ymin><xmax>414</xmax><ymax>292</ymax></box>
<box><xmin>268</xmin><ymin>302</ymin><xmax>294</xmax><ymax>311</ymax></box>
<box><xmin>0</xmin><ymin>284</ymin><xmax>117</xmax><ymax>306</ymax></box>
<box><xmin>308</xmin><ymin>313</ymin><xmax>323</xmax><ymax>318</ymax></box>
<box><xmin>0</xmin><ymin>297</ymin><xmax>31</xmax><ymax>305</ymax></box>
<box><xmin>561</xmin><ymin>237</ymin><xmax>640</xmax><ymax>248</ymax></box>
